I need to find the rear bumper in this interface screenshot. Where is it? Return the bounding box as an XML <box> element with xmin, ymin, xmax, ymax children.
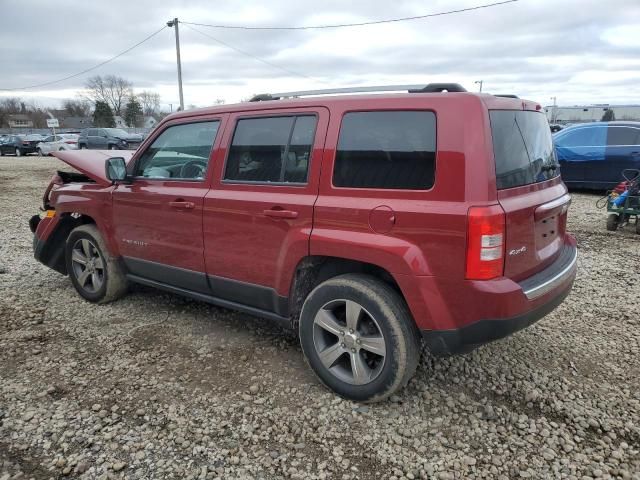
<box><xmin>422</xmin><ymin>283</ymin><xmax>572</xmax><ymax>355</ymax></box>
<box><xmin>418</xmin><ymin>235</ymin><xmax>577</xmax><ymax>355</ymax></box>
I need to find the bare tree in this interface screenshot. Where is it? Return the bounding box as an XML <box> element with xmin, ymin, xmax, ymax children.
<box><xmin>137</xmin><ymin>91</ymin><xmax>161</xmax><ymax>116</ymax></box>
<box><xmin>25</xmin><ymin>101</ymin><xmax>49</xmax><ymax>128</ymax></box>
<box><xmin>62</xmin><ymin>99</ymin><xmax>92</xmax><ymax>117</ymax></box>
<box><xmin>0</xmin><ymin>97</ymin><xmax>22</xmax><ymax>114</ymax></box>
<box><xmin>0</xmin><ymin>97</ymin><xmax>22</xmax><ymax>128</ymax></box>
<box><xmin>83</xmin><ymin>75</ymin><xmax>133</xmax><ymax>116</ymax></box>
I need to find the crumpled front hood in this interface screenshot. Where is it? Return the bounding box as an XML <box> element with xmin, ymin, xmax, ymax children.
<box><xmin>52</xmin><ymin>150</ymin><xmax>135</xmax><ymax>187</ymax></box>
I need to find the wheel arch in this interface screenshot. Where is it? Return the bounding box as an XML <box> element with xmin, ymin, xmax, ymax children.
<box><xmin>34</xmin><ymin>212</ymin><xmax>107</xmax><ymax>275</ymax></box>
<box><xmin>287</xmin><ymin>256</ymin><xmax>408</xmax><ymax>327</ymax></box>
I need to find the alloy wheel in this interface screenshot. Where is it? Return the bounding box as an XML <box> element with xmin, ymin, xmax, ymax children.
<box><xmin>70</xmin><ymin>238</ymin><xmax>105</xmax><ymax>294</ymax></box>
<box><xmin>312</xmin><ymin>299</ymin><xmax>386</xmax><ymax>385</ymax></box>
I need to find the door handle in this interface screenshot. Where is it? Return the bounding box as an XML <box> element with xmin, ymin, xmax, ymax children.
<box><xmin>169</xmin><ymin>201</ymin><xmax>195</xmax><ymax>209</ymax></box>
<box><xmin>263</xmin><ymin>208</ymin><xmax>299</xmax><ymax>219</ymax></box>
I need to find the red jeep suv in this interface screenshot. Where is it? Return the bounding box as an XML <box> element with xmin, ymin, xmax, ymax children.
<box><xmin>30</xmin><ymin>83</ymin><xmax>577</xmax><ymax>402</ymax></box>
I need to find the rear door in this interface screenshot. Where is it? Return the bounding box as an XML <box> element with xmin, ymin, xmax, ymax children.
<box><xmin>203</xmin><ymin>107</ymin><xmax>328</xmax><ymax>311</ymax></box>
<box><xmin>490</xmin><ymin>109</ymin><xmax>570</xmax><ymax>281</ymax></box>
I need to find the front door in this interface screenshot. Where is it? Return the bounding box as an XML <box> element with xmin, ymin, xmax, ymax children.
<box><xmin>203</xmin><ymin>108</ymin><xmax>329</xmax><ymax>313</ymax></box>
<box><xmin>112</xmin><ymin>117</ymin><xmax>224</xmax><ymax>293</ymax></box>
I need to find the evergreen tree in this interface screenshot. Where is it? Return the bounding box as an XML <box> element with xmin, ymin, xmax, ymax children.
<box><xmin>124</xmin><ymin>96</ymin><xmax>143</xmax><ymax>127</ymax></box>
<box><xmin>93</xmin><ymin>101</ymin><xmax>115</xmax><ymax>127</ymax></box>
<box><xmin>601</xmin><ymin>109</ymin><xmax>615</xmax><ymax>122</ymax></box>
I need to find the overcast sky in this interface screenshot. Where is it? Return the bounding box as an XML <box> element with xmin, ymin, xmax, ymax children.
<box><xmin>1</xmin><ymin>0</ymin><xmax>639</xmax><ymax>110</ymax></box>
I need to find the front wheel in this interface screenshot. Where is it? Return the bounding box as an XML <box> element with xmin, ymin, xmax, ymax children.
<box><xmin>37</xmin><ymin>148</ymin><xmax>43</xmax><ymax>156</ymax></box>
<box><xmin>65</xmin><ymin>224</ymin><xmax>128</xmax><ymax>303</ymax></box>
<box><xmin>15</xmin><ymin>148</ymin><xmax>22</xmax><ymax>157</ymax></box>
<box><xmin>299</xmin><ymin>274</ymin><xmax>420</xmax><ymax>403</ymax></box>
<box><xmin>606</xmin><ymin>213</ymin><xmax>619</xmax><ymax>231</ymax></box>
<box><xmin>109</xmin><ymin>144</ymin><xmax>117</xmax><ymax>150</ymax></box>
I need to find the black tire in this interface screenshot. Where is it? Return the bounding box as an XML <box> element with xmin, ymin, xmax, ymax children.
<box><xmin>79</xmin><ymin>144</ymin><xmax>86</xmax><ymax>149</ymax></box>
<box><xmin>37</xmin><ymin>148</ymin><xmax>43</xmax><ymax>156</ymax></box>
<box><xmin>606</xmin><ymin>214</ymin><xmax>619</xmax><ymax>231</ymax></box>
<box><xmin>299</xmin><ymin>273</ymin><xmax>420</xmax><ymax>402</ymax></box>
<box><xmin>109</xmin><ymin>144</ymin><xmax>117</xmax><ymax>150</ymax></box>
<box><xmin>15</xmin><ymin>148</ymin><xmax>22</xmax><ymax>157</ymax></box>
<box><xmin>65</xmin><ymin>224</ymin><xmax>128</xmax><ymax>303</ymax></box>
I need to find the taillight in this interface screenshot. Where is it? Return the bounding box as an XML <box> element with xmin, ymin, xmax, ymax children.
<box><xmin>465</xmin><ymin>205</ymin><xmax>505</xmax><ymax>280</ymax></box>
<box><xmin>65</xmin><ymin>140</ymin><xmax>77</xmax><ymax>144</ymax></box>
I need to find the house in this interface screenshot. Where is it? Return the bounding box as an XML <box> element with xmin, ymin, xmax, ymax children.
<box><xmin>114</xmin><ymin>116</ymin><xmax>127</xmax><ymax>128</ymax></box>
<box><xmin>143</xmin><ymin>116</ymin><xmax>159</xmax><ymax>129</ymax></box>
<box><xmin>6</xmin><ymin>114</ymin><xmax>34</xmax><ymax>129</ymax></box>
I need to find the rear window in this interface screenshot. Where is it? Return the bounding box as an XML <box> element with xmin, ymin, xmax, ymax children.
<box><xmin>490</xmin><ymin>110</ymin><xmax>557</xmax><ymax>189</ymax></box>
<box><xmin>333</xmin><ymin>111</ymin><xmax>436</xmax><ymax>190</ymax></box>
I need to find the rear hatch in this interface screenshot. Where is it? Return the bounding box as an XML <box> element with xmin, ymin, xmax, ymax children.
<box><xmin>490</xmin><ymin>109</ymin><xmax>570</xmax><ymax>281</ymax></box>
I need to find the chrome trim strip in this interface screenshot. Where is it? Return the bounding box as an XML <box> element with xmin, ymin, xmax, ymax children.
<box><xmin>523</xmin><ymin>247</ymin><xmax>578</xmax><ymax>300</ymax></box>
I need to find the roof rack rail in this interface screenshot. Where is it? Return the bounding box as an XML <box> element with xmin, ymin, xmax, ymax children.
<box><xmin>494</xmin><ymin>94</ymin><xmax>519</xmax><ymax>98</ymax></box>
<box><xmin>249</xmin><ymin>83</ymin><xmax>468</xmax><ymax>101</ymax></box>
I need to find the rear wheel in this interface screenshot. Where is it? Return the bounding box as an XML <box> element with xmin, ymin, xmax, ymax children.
<box><xmin>37</xmin><ymin>148</ymin><xmax>43</xmax><ymax>156</ymax></box>
<box><xmin>299</xmin><ymin>274</ymin><xmax>420</xmax><ymax>402</ymax></box>
<box><xmin>65</xmin><ymin>224</ymin><xmax>128</xmax><ymax>303</ymax></box>
<box><xmin>606</xmin><ymin>214</ymin><xmax>619</xmax><ymax>231</ymax></box>
<box><xmin>79</xmin><ymin>144</ymin><xmax>86</xmax><ymax>149</ymax></box>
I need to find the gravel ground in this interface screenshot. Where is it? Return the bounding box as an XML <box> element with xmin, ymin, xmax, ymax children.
<box><xmin>1</xmin><ymin>155</ymin><xmax>639</xmax><ymax>480</ymax></box>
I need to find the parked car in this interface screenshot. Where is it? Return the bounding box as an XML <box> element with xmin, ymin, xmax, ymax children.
<box><xmin>78</xmin><ymin>128</ymin><xmax>142</xmax><ymax>150</ymax></box>
<box><xmin>554</xmin><ymin>121</ymin><xmax>640</xmax><ymax>190</ymax></box>
<box><xmin>37</xmin><ymin>134</ymin><xmax>79</xmax><ymax>156</ymax></box>
<box><xmin>30</xmin><ymin>83</ymin><xmax>577</xmax><ymax>402</ymax></box>
<box><xmin>0</xmin><ymin>134</ymin><xmax>39</xmax><ymax>156</ymax></box>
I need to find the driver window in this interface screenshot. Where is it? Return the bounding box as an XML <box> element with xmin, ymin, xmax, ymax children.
<box><xmin>133</xmin><ymin>121</ymin><xmax>220</xmax><ymax>180</ymax></box>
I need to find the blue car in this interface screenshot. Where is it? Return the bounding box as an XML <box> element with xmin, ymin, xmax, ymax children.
<box><xmin>554</xmin><ymin>121</ymin><xmax>640</xmax><ymax>190</ymax></box>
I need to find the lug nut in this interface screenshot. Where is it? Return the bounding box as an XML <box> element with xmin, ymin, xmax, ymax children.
<box><xmin>351</xmin><ymin>348</ymin><xmax>356</xmax><ymax>353</ymax></box>
<box><xmin>340</xmin><ymin>343</ymin><xmax>345</xmax><ymax>348</ymax></box>
<box><xmin>340</xmin><ymin>331</ymin><xmax>344</xmax><ymax>336</ymax></box>
<box><xmin>356</xmin><ymin>339</ymin><xmax>361</xmax><ymax>344</ymax></box>
<box><xmin>349</xmin><ymin>329</ymin><xmax>354</xmax><ymax>334</ymax></box>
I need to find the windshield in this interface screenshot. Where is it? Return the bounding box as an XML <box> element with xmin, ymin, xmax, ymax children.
<box><xmin>490</xmin><ymin>110</ymin><xmax>558</xmax><ymax>189</ymax></box>
<box><xmin>105</xmin><ymin>128</ymin><xmax>130</xmax><ymax>137</ymax></box>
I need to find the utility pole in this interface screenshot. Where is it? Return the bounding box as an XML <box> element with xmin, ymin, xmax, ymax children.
<box><xmin>474</xmin><ymin>80</ymin><xmax>483</xmax><ymax>92</ymax></box>
<box><xmin>167</xmin><ymin>18</ymin><xmax>184</xmax><ymax>111</ymax></box>
<box><xmin>550</xmin><ymin>96</ymin><xmax>557</xmax><ymax>123</ymax></box>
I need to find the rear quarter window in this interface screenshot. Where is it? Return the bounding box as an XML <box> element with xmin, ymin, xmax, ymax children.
<box><xmin>333</xmin><ymin>111</ymin><xmax>436</xmax><ymax>190</ymax></box>
<box><xmin>490</xmin><ymin>110</ymin><xmax>558</xmax><ymax>189</ymax></box>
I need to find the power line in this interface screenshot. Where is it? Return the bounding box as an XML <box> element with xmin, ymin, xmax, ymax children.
<box><xmin>0</xmin><ymin>26</ymin><xmax>168</xmax><ymax>91</ymax></box>
<box><xmin>181</xmin><ymin>0</ymin><xmax>518</xmax><ymax>31</ymax></box>
<box><xmin>183</xmin><ymin>23</ymin><xmax>321</xmax><ymax>82</ymax></box>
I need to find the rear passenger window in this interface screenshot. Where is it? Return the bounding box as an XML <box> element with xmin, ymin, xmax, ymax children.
<box><xmin>224</xmin><ymin>115</ymin><xmax>317</xmax><ymax>183</ymax></box>
<box><xmin>333</xmin><ymin>111</ymin><xmax>436</xmax><ymax>189</ymax></box>
<box><xmin>607</xmin><ymin>127</ymin><xmax>640</xmax><ymax>146</ymax></box>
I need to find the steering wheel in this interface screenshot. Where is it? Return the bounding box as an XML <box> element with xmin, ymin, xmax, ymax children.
<box><xmin>179</xmin><ymin>160</ymin><xmax>207</xmax><ymax>179</ymax></box>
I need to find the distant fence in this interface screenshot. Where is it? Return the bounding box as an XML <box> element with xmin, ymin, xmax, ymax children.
<box><xmin>0</xmin><ymin>127</ymin><xmax>152</xmax><ymax>135</ymax></box>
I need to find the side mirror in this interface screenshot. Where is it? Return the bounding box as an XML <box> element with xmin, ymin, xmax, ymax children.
<box><xmin>105</xmin><ymin>157</ymin><xmax>128</xmax><ymax>182</ymax></box>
